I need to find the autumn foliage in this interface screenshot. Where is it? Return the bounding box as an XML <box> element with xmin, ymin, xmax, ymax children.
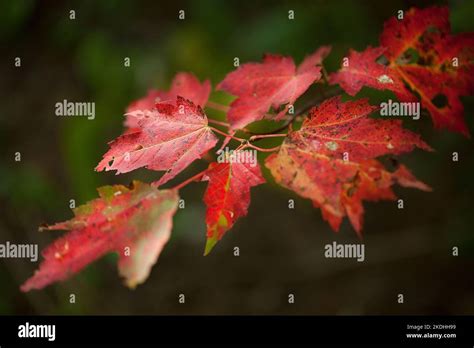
<box><xmin>330</xmin><ymin>6</ymin><xmax>474</xmax><ymax>136</ymax></box>
<box><xmin>22</xmin><ymin>6</ymin><xmax>474</xmax><ymax>291</ymax></box>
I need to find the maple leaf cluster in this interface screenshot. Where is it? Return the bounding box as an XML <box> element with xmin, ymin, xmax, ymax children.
<box><xmin>330</xmin><ymin>6</ymin><xmax>474</xmax><ymax>136</ymax></box>
<box><xmin>22</xmin><ymin>6</ymin><xmax>473</xmax><ymax>291</ymax></box>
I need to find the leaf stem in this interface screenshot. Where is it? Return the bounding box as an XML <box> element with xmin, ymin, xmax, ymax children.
<box><xmin>206</xmin><ymin>101</ymin><xmax>230</xmax><ymax>113</ymax></box>
<box><xmin>209</xmin><ymin>126</ymin><xmax>246</xmax><ymax>142</ymax></box>
<box><xmin>170</xmin><ymin>169</ymin><xmax>208</xmax><ymax>190</ymax></box>
<box><xmin>170</xmin><ymin>132</ymin><xmax>282</xmax><ymax>192</ymax></box>
<box><xmin>249</xmin><ymin>133</ymin><xmax>287</xmax><ymax>141</ymax></box>
<box><xmin>210</xmin><ymin>126</ymin><xmax>284</xmax><ymax>152</ymax></box>
<box><xmin>244</xmin><ymin>143</ymin><xmax>281</xmax><ymax>153</ymax></box>
<box><xmin>208</xmin><ymin>119</ymin><xmax>231</xmax><ymax>128</ymax></box>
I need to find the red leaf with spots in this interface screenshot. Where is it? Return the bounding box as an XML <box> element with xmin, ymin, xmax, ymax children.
<box><xmin>330</xmin><ymin>6</ymin><xmax>474</xmax><ymax>136</ymax></box>
<box><xmin>329</xmin><ymin>46</ymin><xmax>414</xmax><ymax>101</ymax></box>
<box><xmin>126</xmin><ymin>72</ymin><xmax>211</xmax><ymax>129</ymax></box>
<box><xmin>21</xmin><ymin>181</ymin><xmax>179</xmax><ymax>292</ymax></box>
<box><xmin>217</xmin><ymin>46</ymin><xmax>330</xmax><ymax>130</ymax></box>
<box><xmin>265</xmin><ymin>96</ymin><xmax>431</xmax><ymax>235</ymax></box>
<box><xmin>381</xmin><ymin>6</ymin><xmax>474</xmax><ymax>136</ymax></box>
<box><xmin>97</xmin><ymin>97</ymin><xmax>218</xmax><ymax>186</ymax></box>
<box><xmin>202</xmin><ymin>157</ymin><xmax>265</xmax><ymax>255</ymax></box>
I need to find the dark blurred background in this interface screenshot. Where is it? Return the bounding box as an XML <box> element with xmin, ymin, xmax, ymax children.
<box><xmin>1</xmin><ymin>0</ymin><xmax>473</xmax><ymax>315</ymax></box>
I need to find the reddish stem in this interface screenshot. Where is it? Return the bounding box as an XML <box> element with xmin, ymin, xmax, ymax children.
<box><xmin>206</xmin><ymin>101</ymin><xmax>230</xmax><ymax>113</ymax></box>
<box><xmin>170</xmin><ymin>169</ymin><xmax>208</xmax><ymax>190</ymax></box>
<box><xmin>209</xmin><ymin>126</ymin><xmax>246</xmax><ymax>142</ymax></box>
<box><xmin>249</xmin><ymin>133</ymin><xmax>287</xmax><ymax>141</ymax></box>
<box><xmin>208</xmin><ymin>119</ymin><xmax>231</xmax><ymax>128</ymax></box>
<box><xmin>245</xmin><ymin>143</ymin><xmax>281</xmax><ymax>153</ymax></box>
<box><xmin>170</xmin><ymin>133</ymin><xmax>282</xmax><ymax>191</ymax></box>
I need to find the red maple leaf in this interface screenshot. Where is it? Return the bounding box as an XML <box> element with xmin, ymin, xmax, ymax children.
<box><xmin>217</xmin><ymin>46</ymin><xmax>331</xmax><ymax>130</ymax></box>
<box><xmin>126</xmin><ymin>72</ymin><xmax>211</xmax><ymax>129</ymax></box>
<box><xmin>21</xmin><ymin>181</ymin><xmax>179</xmax><ymax>292</ymax></box>
<box><xmin>330</xmin><ymin>6</ymin><xmax>474</xmax><ymax>136</ymax></box>
<box><xmin>265</xmin><ymin>96</ymin><xmax>431</xmax><ymax>235</ymax></box>
<box><xmin>97</xmin><ymin>97</ymin><xmax>218</xmax><ymax>186</ymax></box>
<box><xmin>202</xmin><ymin>157</ymin><xmax>265</xmax><ymax>255</ymax></box>
<box><xmin>329</xmin><ymin>46</ymin><xmax>414</xmax><ymax>101</ymax></box>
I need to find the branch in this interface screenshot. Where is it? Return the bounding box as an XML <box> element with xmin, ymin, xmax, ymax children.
<box><xmin>205</xmin><ymin>83</ymin><xmax>343</xmax><ymax>147</ymax></box>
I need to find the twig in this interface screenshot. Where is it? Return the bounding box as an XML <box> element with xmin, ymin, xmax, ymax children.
<box><xmin>206</xmin><ymin>101</ymin><xmax>229</xmax><ymax>113</ymax></box>
<box><xmin>209</xmin><ymin>126</ymin><xmax>245</xmax><ymax>142</ymax></box>
<box><xmin>208</xmin><ymin>119</ymin><xmax>230</xmax><ymax>128</ymax></box>
<box><xmin>249</xmin><ymin>133</ymin><xmax>287</xmax><ymax>141</ymax></box>
<box><xmin>243</xmin><ymin>143</ymin><xmax>281</xmax><ymax>153</ymax></box>
<box><xmin>171</xmin><ymin>169</ymin><xmax>208</xmax><ymax>190</ymax></box>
